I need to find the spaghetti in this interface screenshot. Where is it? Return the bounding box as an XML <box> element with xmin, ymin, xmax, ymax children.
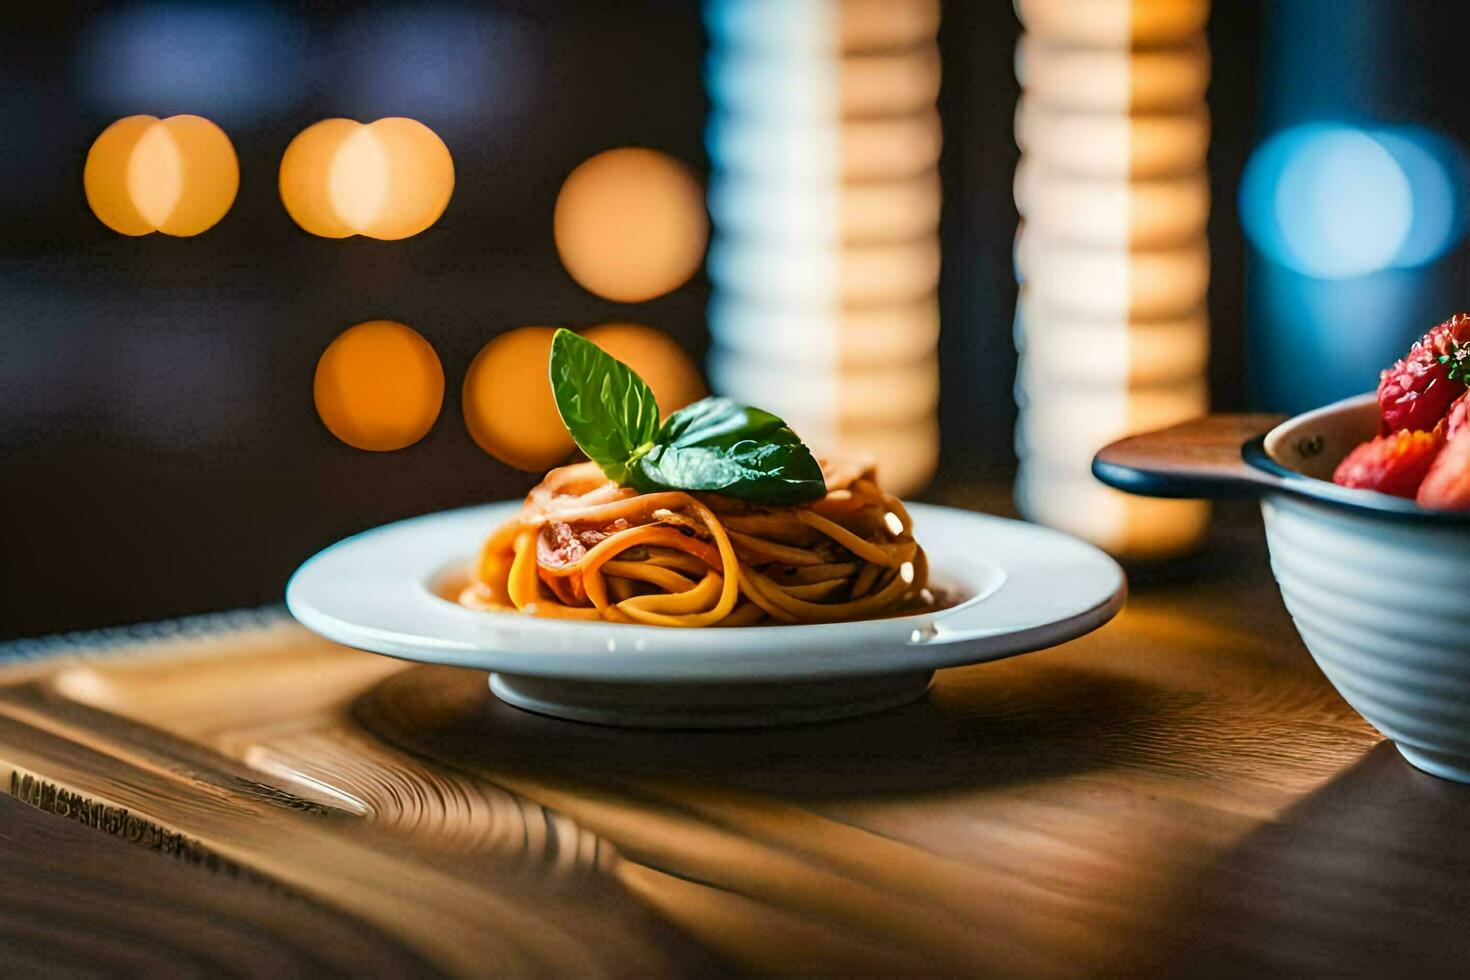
<box><xmin>460</xmin><ymin>459</ymin><xmax>934</xmax><ymax>626</ymax></box>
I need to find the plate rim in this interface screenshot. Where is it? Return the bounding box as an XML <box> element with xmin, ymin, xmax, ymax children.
<box><xmin>286</xmin><ymin>501</ymin><xmax>1126</xmax><ymax>682</ymax></box>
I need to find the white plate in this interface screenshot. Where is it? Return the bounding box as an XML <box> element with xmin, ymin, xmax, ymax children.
<box><xmin>287</xmin><ymin>502</ymin><xmax>1126</xmax><ymax>727</ymax></box>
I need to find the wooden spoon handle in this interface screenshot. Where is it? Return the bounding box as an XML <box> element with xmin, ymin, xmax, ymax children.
<box><xmin>1092</xmin><ymin>413</ymin><xmax>1288</xmax><ymax>500</ymax></box>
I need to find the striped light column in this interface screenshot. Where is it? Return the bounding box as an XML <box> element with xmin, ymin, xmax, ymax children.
<box><xmin>1013</xmin><ymin>0</ymin><xmax>1212</xmax><ymax>557</ymax></box>
<box><xmin>702</xmin><ymin>0</ymin><xmax>943</xmax><ymax>495</ymax></box>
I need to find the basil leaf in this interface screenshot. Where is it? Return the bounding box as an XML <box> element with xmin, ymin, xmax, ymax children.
<box><xmin>548</xmin><ymin>328</ymin><xmax>660</xmax><ymax>483</ymax></box>
<box><xmin>630</xmin><ymin>397</ymin><xmax>826</xmax><ymax>504</ymax></box>
<box><xmin>546</xmin><ymin>334</ymin><xmax>825</xmax><ymax>504</ymax></box>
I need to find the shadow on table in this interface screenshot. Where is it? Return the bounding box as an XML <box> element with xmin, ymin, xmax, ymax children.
<box><xmin>1163</xmin><ymin>741</ymin><xmax>1470</xmax><ymax>977</ymax></box>
<box><xmin>353</xmin><ymin>660</ymin><xmax>1202</xmax><ymax>974</ymax></box>
<box><xmin>342</xmin><ymin>634</ymin><xmax>1386</xmax><ymax>976</ymax></box>
<box><xmin>357</xmin><ymin>657</ymin><xmax>1193</xmax><ymax>799</ymax></box>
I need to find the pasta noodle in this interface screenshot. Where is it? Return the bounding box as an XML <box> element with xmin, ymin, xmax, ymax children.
<box><xmin>459</xmin><ymin>460</ymin><xmax>936</xmax><ymax>627</ymax></box>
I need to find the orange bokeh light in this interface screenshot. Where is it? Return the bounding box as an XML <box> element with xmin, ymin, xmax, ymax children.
<box><xmin>280</xmin><ymin>118</ymin><xmax>454</xmax><ymax>240</ymax></box>
<box><xmin>314</xmin><ymin>320</ymin><xmax>445</xmax><ymax>451</ymax></box>
<box><xmin>462</xmin><ymin>327</ymin><xmax>572</xmax><ymax>471</ymax></box>
<box><xmin>84</xmin><ymin>114</ymin><xmax>238</xmax><ymax>236</ymax></box>
<box><xmin>278</xmin><ymin>118</ymin><xmax>359</xmax><ymax>238</ymax></box>
<box><xmin>463</xmin><ymin>324</ymin><xmax>703</xmax><ymax>470</ymax></box>
<box><xmin>582</xmin><ymin>322</ymin><xmax>705</xmax><ymax>415</ymax></box>
<box><xmin>553</xmin><ymin>148</ymin><xmax>708</xmax><ymax>302</ymax></box>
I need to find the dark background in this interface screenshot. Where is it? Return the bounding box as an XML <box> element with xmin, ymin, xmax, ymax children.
<box><xmin>2</xmin><ymin>1</ymin><xmax>1265</xmax><ymax>638</ymax></box>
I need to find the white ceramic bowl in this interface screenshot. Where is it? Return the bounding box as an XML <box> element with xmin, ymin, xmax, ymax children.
<box><xmin>287</xmin><ymin>502</ymin><xmax>1125</xmax><ymax>728</ymax></box>
<box><xmin>1096</xmin><ymin>393</ymin><xmax>1470</xmax><ymax>782</ymax></box>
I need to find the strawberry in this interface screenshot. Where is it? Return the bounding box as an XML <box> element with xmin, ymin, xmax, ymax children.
<box><xmin>1332</xmin><ymin>429</ymin><xmax>1443</xmax><ymax>499</ymax></box>
<box><xmin>1439</xmin><ymin>391</ymin><xmax>1470</xmax><ymax>443</ymax></box>
<box><xmin>1377</xmin><ymin>312</ymin><xmax>1470</xmax><ymax>433</ymax></box>
<box><xmin>1417</xmin><ymin>428</ymin><xmax>1470</xmax><ymax>510</ymax></box>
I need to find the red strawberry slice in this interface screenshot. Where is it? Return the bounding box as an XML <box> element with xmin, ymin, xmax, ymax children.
<box><xmin>1378</xmin><ymin>312</ymin><xmax>1470</xmax><ymax>433</ymax></box>
<box><xmin>1417</xmin><ymin>428</ymin><xmax>1470</xmax><ymax>510</ymax></box>
<box><xmin>1439</xmin><ymin>391</ymin><xmax>1470</xmax><ymax>442</ymax></box>
<box><xmin>1378</xmin><ymin>358</ymin><xmax>1451</xmax><ymax>433</ymax></box>
<box><xmin>1333</xmin><ymin>429</ymin><xmax>1443</xmax><ymax>499</ymax></box>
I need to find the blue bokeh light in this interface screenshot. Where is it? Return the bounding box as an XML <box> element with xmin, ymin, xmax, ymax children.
<box><xmin>1373</xmin><ymin>125</ymin><xmax>1467</xmax><ymax>269</ymax></box>
<box><xmin>1248</xmin><ymin>261</ymin><xmax>1460</xmax><ymax>414</ymax></box>
<box><xmin>1273</xmin><ymin>127</ymin><xmax>1409</xmax><ymax>279</ymax></box>
<box><xmin>1241</xmin><ymin>122</ymin><xmax>1466</xmax><ymax>280</ymax></box>
<box><xmin>71</xmin><ymin>4</ymin><xmax>307</xmax><ymax>123</ymax></box>
<box><xmin>331</xmin><ymin>6</ymin><xmax>540</xmax><ymax>134</ymax></box>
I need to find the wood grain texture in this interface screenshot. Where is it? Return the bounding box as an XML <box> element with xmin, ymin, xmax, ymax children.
<box><xmin>0</xmin><ymin>790</ymin><xmax>434</xmax><ymax>977</ymax></box>
<box><xmin>1</xmin><ymin>506</ymin><xmax>1467</xmax><ymax>976</ymax></box>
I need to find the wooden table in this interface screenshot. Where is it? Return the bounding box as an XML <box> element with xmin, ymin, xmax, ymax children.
<box><xmin>1</xmin><ymin>499</ymin><xmax>1467</xmax><ymax>977</ymax></box>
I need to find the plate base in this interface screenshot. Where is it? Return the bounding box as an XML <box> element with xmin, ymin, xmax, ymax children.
<box><xmin>489</xmin><ymin>670</ymin><xmax>934</xmax><ymax>728</ymax></box>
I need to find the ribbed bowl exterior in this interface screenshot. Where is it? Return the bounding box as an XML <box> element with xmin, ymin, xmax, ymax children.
<box><xmin>1262</xmin><ymin>493</ymin><xmax>1470</xmax><ymax>782</ymax></box>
